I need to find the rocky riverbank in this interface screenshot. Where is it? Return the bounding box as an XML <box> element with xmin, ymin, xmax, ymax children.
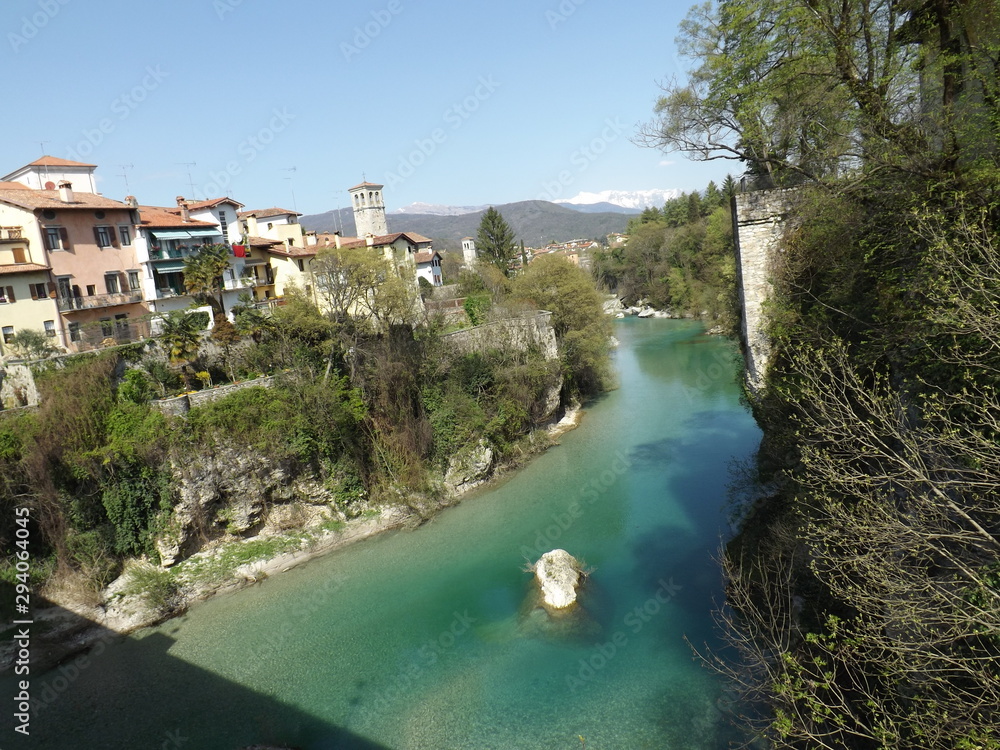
<box><xmin>2</xmin><ymin>404</ymin><xmax>586</xmax><ymax>674</ymax></box>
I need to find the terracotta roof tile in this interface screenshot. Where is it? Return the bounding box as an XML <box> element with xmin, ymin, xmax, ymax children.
<box><xmin>0</xmin><ymin>263</ymin><xmax>50</xmax><ymax>274</ymax></box>
<box><xmin>137</xmin><ymin>205</ymin><xmax>218</xmax><ymax>229</ymax></box>
<box><xmin>349</xmin><ymin>181</ymin><xmax>384</xmax><ymax>191</ymax></box>
<box><xmin>28</xmin><ymin>156</ymin><xmax>97</xmax><ymax>168</ymax></box>
<box><xmin>0</xmin><ymin>189</ymin><xmax>130</xmax><ymax>211</ymax></box>
<box><xmin>183</xmin><ymin>197</ymin><xmax>245</xmax><ymax>211</ymax></box>
<box><xmin>264</xmin><ymin>244</ymin><xmax>316</xmax><ymax>258</ymax></box>
<box><xmin>237</xmin><ymin>207</ymin><xmax>301</xmax><ymax>219</ymax></box>
<box><xmin>414</xmin><ymin>251</ymin><xmax>439</xmax><ymax>263</ymax></box>
<box><xmin>0</xmin><ymin>181</ymin><xmax>27</xmax><ymax>189</ymax></box>
<box><xmin>244</xmin><ymin>236</ymin><xmax>281</xmax><ymax>247</ymax></box>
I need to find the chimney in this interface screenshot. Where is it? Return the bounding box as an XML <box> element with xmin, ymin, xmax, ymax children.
<box><xmin>178</xmin><ymin>200</ymin><xmax>190</xmax><ymax>222</ymax></box>
<box><xmin>124</xmin><ymin>195</ymin><xmax>138</xmax><ymax>208</ymax></box>
<box><xmin>58</xmin><ymin>181</ymin><xmax>74</xmax><ymax>203</ymax></box>
<box><xmin>365</xmin><ymin>234</ymin><xmax>375</xmax><ymax>247</ymax></box>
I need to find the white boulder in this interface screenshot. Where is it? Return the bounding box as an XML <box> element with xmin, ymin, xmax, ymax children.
<box><xmin>533</xmin><ymin>549</ymin><xmax>584</xmax><ymax>609</ymax></box>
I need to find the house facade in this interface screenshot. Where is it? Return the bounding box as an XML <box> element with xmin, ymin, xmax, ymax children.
<box><xmin>0</xmin><ymin>174</ymin><xmax>147</xmax><ymax>352</ymax></box>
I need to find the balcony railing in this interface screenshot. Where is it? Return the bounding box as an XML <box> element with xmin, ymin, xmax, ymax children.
<box><xmin>57</xmin><ymin>290</ymin><xmax>143</xmax><ymax>312</ymax></box>
<box><xmin>223</xmin><ymin>277</ymin><xmax>255</xmax><ymax>291</ymax></box>
<box><xmin>0</xmin><ymin>227</ymin><xmax>25</xmax><ymax>241</ymax></box>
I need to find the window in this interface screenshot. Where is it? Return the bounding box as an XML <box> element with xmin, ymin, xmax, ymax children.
<box><xmin>68</xmin><ymin>322</ymin><xmax>81</xmax><ymax>342</ymax></box>
<box><xmin>29</xmin><ymin>283</ymin><xmax>47</xmax><ymax>300</ymax></box>
<box><xmin>43</xmin><ymin>320</ymin><xmax>55</xmax><ymax>338</ymax></box>
<box><xmin>12</xmin><ymin>247</ymin><xmax>26</xmax><ymax>263</ymax></box>
<box><xmin>2</xmin><ymin>326</ymin><xmax>13</xmax><ymax>344</ymax></box>
<box><xmin>0</xmin><ymin>286</ymin><xmax>14</xmax><ymax>303</ymax></box>
<box><xmin>57</xmin><ymin>277</ymin><xmax>72</xmax><ymax>299</ymax></box>
<box><xmin>128</xmin><ymin>271</ymin><xmax>140</xmax><ymax>291</ymax></box>
<box><xmin>297</xmin><ymin>259</ymin><xmax>305</xmax><ymax>272</ymax></box>
<box><xmin>100</xmin><ymin>318</ymin><xmax>113</xmax><ymax>337</ymax></box>
<box><xmin>118</xmin><ymin>226</ymin><xmax>131</xmax><ymax>246</ymax></box>
<box><xmin>44</xmin><ymin>227</ymin><xmax>67</xmax><ymax>251</ymax></box>
<box><xmin>105</xmin><ymin>274</ymin><xmax>120</xmax><ymax>294</ymax></box>
<box><xmin>95</xmin><ymin>226</ymin><xmax>113</xmax><ymax>248</ymax></box>
<box><xmin>87</xmin><ymin>285</ymin><xmax>96</xmax><ymax>296</ymax></box>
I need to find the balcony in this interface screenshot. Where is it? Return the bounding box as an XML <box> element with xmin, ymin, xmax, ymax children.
<box><xmin>0</xmin><ymin>227</ymin><xmax>25</xmax><ymax>242</ymax></box>
<box><xmin>57</xmin><ymin>290</ymin><xmax>143</xmax><ymax>312</ymax></box>
<box><xmin>223</xmin><ymin>276</ymin><xmax>255</xmax><ymax>291</ymax></box>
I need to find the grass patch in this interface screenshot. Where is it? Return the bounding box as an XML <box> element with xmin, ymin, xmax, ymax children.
<box><xmin>173</xmin><ymin>534</ymin><xmax>307</xmax><ymax>587</ymax></box>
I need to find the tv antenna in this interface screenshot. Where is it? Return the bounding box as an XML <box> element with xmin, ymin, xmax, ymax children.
<box><xmin>282</xmin><ymin>167</ymin><xmax>298</xmax><ymax>212</ymax></box>
<box><xmin>176</xmin><ymin>162</ymin><xmax>197</xmax><ymax>197</ymax></box>
<box><xmin>117</xmin><ymin>163</ymin><xmax>134</xmax><ymax>194</ymax></box>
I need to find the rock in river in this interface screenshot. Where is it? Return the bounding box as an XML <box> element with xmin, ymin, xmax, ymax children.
<box><xmin>533</xmin><ymin>549</ymin><xmax>584</xmax><ymax>609</ymax></box>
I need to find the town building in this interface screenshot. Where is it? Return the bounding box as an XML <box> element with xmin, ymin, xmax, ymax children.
<box><xmin>0</xmin><ymin>160</ymin><xmax>148</xmax><ymax>352</ymax></box>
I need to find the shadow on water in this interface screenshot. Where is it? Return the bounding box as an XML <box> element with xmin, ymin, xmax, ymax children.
<box><xmin>4</xmin><ymin>596</ymin><xmax>391</xmax><ymax>750</ymax></box>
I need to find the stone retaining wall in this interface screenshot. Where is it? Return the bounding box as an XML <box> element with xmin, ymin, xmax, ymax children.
<box><xmin>152</xmin><ymin>376</ymin><xmax>277</xmax><ymax>417</ymax></box>
<box><xmin>441</xmin><ymin>311</ymin><xmax>558</xmax><ymax>361</ymax></box>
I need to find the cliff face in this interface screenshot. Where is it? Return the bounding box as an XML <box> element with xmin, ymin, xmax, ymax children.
<box><xmin>156</xmin><ymin>447</ymin><xmax>336</xmax><ymax>566</ymax></box>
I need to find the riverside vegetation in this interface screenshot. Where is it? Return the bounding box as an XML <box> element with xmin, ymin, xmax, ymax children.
<box><xmin>0</xmin><ymin>253</ymin><xmax>611</xmax><ymax>629</ymax></box>
<box><xmin>641</xmin><ymin>0</ymin><xmax>1000</xmax><ymax>747</ymax></box>
<box><xmin>592</xmin><ymin>178</ymin><xmax>740</xmax><ymax>330</ymax></box>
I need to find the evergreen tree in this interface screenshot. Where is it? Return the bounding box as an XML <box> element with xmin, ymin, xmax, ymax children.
<box><xmin>475</xmin><ymin>207</ymin><xmax>518</xmax><ymax>278</ymax></box>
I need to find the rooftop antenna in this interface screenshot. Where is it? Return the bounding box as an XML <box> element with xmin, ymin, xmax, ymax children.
<box><xmin>175</xmin><ymin>162</ymin><xmax>197</xmax><ymax>197</ymax></box>
<box><xmin>282</xmin><ymin>167</ymin><xmax>298</xmax><ymax>212</ymax></box>
<box><xmin>117</xmin><ymin>163</ymin><xmax>134</xmax><ymax>194</ymax></box>
<box><xmin>38</xmin><ymin>141</ymin><xmax>51</xmax><ymax>187</ymax></box>
<box><xmin>333</xmin><ymin>190</ymin><xmax>344</xmax><ymax>234</ymax></box>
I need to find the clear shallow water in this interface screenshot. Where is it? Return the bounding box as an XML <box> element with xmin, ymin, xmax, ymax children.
<box><xmin>17</xmin><ymin>320</ymin><xmax>760</xmax><ymax>750</ymax></box>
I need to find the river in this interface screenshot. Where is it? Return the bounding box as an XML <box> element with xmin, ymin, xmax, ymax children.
<box><xmin>19</xmin><ymin>319</ymin><xmax>761</xmax><ymax>749</ymax></box>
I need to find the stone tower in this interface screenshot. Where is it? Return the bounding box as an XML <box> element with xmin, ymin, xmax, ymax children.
<box><xmin>349</xmin><ymin>181</ymin><xmax>388</xmax><ymax>238</ymax></box>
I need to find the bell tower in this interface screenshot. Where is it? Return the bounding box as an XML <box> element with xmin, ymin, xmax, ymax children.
<box><xmin>349</xmin><ymin>181</ymin><xmax>388</xmax><ymax>238</ymax></box>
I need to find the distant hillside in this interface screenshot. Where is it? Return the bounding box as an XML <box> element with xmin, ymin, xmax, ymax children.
<box><xmin>300</xmin><ymin>200</ymin><xmax>629</xmax><ymax>251</ymax></box>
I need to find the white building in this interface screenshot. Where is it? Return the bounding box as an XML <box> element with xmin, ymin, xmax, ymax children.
<box><xmin>1</xmin><ymin>156</ymin><xmax>99</xmax><ymax>194</ymax></box>
<box><xmin>349</xmin><ymin>181</ymin><xmax>389</xmax><ymax>238</ymax></box>
<box><xmin>461</xmin><ymin>236</ymin><xmax>476</xmax><ymax>267</ymax></box>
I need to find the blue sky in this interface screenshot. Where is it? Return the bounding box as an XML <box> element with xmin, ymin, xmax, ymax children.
<box><xmin>4</xmin><ymin>0</ymin><xmax>732</xmax><ymax>214</ymax></box>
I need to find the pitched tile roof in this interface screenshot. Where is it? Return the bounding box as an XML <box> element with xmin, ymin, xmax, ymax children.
<box><xmin>0</xmin><ymin>263</ymin><xmax>51</xmax><ymax>274</ymax></box>
<box><xmin>264</xmin><ymin>244</ymin><xmax>316</xmax><ymax>258</ymax></box>
<box><xmin>0</xmin><ymin>181</ymin><xmax>27</xmax><ymax>189</ymax></box>
<box><xmin>0</xmin><ymin>189</ymin><xmax>130</xmax><ymax>211</ymax></box>
<box><xmin>244</xmin><ymin>236</ymin><xmax>281</xmax><ymax>247</ymax></box>
<box><xmin>137</xmin><ymin>205</ymin><xmax>219</xmax><ymax>229</ymax></box>
<box><xmin>237</xmin><ymin>207</ymin><xmax>301</xmax><ymax>219</ymax></box>
<box><xmin>349</xmin><ymin>181</ymin><xmax>384</xmax><ymax>191</ymax></box>
<box><xmin>414</xmin><ymin>251</ymin><xmax>440</xmax><ymax>263</ymax></box>
<box><xmin>183</xmin><ymin>197</ymin><xmax>245</xmax><ymax>210</ymax></box>
<box><xmin>28</xmin><ymin>156</ymin><xmax>97</xmax><ymax>168</ymax></box>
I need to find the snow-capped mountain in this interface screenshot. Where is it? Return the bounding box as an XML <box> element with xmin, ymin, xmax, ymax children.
<box><xmin>555</xmin><ymin>189</ymin><xmax>682</xmax><ymax>211</ymax></box>
<box><xmin>393</xmin><ymin>202</ymin><xmax>489</xmax><ymax>216</ymax></box>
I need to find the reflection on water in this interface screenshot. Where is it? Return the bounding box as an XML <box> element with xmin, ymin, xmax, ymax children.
<box><xmin>14</xmin><ymin>319</ymin><xmax>760</xmax><ymax>749</ymax></box>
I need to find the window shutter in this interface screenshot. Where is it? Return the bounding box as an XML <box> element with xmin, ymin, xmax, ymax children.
<box><xmin>109</xmin><ymin>226</ymin><xmax>119</xmax><ymax>247</ymax></box>
<box><xmin>93</xmin><ymin>227</ymin><xmax>102</xmax><ymax>245</ymax></box>
<box><xmin>5</xmin><ymin>287</ymin><xmax>14</xmax><ymax>303</ymax></box>
<box><xmin>47</xmin><ymin>281</ymin><xmax>56</xmax><ymax>297</ymax></box>
<box><xmin>30</xmin><ymin>284</ymin><xmax>38</xmax><ymax>300</ymax></box>
<box><xmin>59</xmin><ymin>227</ymin><xmax>70</xmax><ymax>250</ymax></box>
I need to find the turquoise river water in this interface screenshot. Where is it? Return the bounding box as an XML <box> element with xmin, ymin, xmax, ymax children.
<box><xmin>14</xmin><ymin>319</ymin><xmax>761</xmax><ymax>749</ymax></box>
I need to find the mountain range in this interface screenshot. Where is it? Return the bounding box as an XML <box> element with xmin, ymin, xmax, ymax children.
<box><xmin>300</xmin><ymin>200</ymin><xmax>633</xmax><ymax>251</ymax></box>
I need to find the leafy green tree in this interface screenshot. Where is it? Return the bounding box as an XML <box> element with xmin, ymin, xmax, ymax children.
<box><xmin>183</xmin><ymin>243</ymin><xmax>231</xmax><ymax>317</ymax></box>
<box><xmin>476</xmin><ymin>207</ymin><xmax>518</xmax><ymax>277</ymax></box>
<box><xmin>511</xmin><ymin>254</ymin><xmax>612</xmax><ymax>395</ymax></box>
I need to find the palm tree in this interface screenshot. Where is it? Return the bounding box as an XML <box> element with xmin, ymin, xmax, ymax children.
<box><xmin>182</xmin><ymin>243</ymin><xmax>231</xmax><ymax>318</ymax></box>
<box><xmin>157</xmin><ymin>310</ymin><xmax>202</xmax><ymax>364</ymax></box>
